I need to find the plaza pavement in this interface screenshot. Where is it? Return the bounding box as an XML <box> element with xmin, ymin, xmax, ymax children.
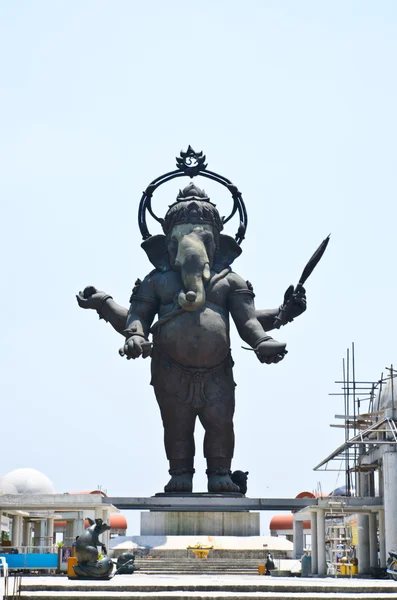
<box><xmin>14</xmin><ymin>572</ymin><xmax>397</xmax><ymax>599</ymax></box>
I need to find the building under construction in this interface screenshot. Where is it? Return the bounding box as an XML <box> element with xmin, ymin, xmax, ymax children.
<box><xmin>305</xmin><ymin>344</ymin><xmax>397</xmax><ymax>575</ymax></box>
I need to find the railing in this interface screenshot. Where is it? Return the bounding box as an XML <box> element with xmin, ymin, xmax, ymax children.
<box><xmin>0</xmin><ymin>548</ymin><xmax>57</xmax><ymax>571</ymax></box>
<box><xmin>0</xmin><ymin>556</ymin><xmax>9</xmax><ymax>599</ymax></box>
<box><xmin>0</xmin><ymin>546</ymin><xmax>57</xmax><ymax>555</ymax></box>
<box><xmin>8</xmin><ymin>573</ymin><xmax>21</xmax><ymax>600</ymax></box>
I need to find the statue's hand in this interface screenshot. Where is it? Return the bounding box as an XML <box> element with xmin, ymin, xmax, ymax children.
<box><xmin>281</xmin><ymin>283</ymin><xmax>307</xmax><ymax>322</ymax></box>
<box><xmin>76</xmin><ymin>286</ymin><xmax>108</xmax><ymax>310</ymax></box>
<box><xmin>120</xmin><ymin>335</ymin><xmax>151</xmax><ymax>360</ymax></box>
<box><xmin>289</xmin><ymin>283</ymin><xmax>307</xmax><ymax>318</ymax></box>
<box><xmin>255</xmin><ymin>339</ymin><xmax>287</xmax><ymax>364</ymax></box>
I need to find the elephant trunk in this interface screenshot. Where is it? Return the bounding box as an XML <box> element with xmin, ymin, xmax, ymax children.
<box><xmin>178</xmin><ymin>264</ymin><xmax>210</xmax><ymax>311</ymax></box>
<box><xmin>175</xmin><ymin>233</ymin><xmax>211</xmax><ymax>312</ymax></box>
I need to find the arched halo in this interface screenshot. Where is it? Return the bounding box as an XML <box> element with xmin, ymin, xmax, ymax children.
<box><xmin>138</xmin><ymin>146</ymin><xmax>248</xmax><ymax>245</ymax></box>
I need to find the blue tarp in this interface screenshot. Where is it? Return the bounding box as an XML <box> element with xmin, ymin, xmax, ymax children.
<box><xmin>0</xmin><ymin>553</ymin><xmax>58</xmax><ymax>569</ymax></box>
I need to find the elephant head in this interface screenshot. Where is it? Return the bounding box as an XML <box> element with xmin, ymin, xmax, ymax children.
<box><xmin>169</xmin><ymin>223</ymin><xmax>215</xmax><ymax>311</ymax></box>
<box><xmin>141</xmin><ymin>184</ymin><xmax>242</xmax><ymax>311</ymax></box>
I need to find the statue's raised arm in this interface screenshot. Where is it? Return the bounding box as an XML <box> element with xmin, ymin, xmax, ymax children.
<box><xmin>76</xmin><ymin>286</ymin><xmax>128</xmax><ymax>335</ymax></box>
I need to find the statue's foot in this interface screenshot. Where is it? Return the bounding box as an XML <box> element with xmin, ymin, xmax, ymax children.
<box><xmin>164</xmin><ymin>468</ymin><xmax>194</xmax><ymax>493</ymax></box>
<box><xmin>206</xmin><ymin>468</ymin><xmax>240</xmax><ymax>493</ymax></box>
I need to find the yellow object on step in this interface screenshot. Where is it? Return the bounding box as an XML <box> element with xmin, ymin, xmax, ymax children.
<box><xmin>67</xmin><ymin>557</ymin><xmax>78</xmax><ymax>578</ymax></box>
<box><xmin>258</xmin><ymin>564</ymin><xmax>265</xmax><ymax>575</ymax></box>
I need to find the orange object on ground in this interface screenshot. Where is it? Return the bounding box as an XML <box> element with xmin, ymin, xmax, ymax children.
<box><xmin>67</xmin><ymin>557</ymin><xmax>78</xmax><ymax>578</ymax></box>
<box><xmin>258</xmin><ymin>563</ymin><xmax>265</xmax><ymax>575</ymax></box>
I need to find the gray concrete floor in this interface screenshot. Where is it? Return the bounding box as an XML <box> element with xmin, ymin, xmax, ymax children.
<box><xmin>17</xmin><ymin>572</ymin><xmax>397</xmax><ymax>589</ymax></box>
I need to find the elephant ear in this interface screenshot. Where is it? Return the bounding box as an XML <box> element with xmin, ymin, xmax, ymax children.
<box><xmin>141</xmin><ymin>235</ymin><xmax>171</xmax><ymax>272</ymax></box>
<box><xmin>214</xmin><ymin>234</ymin><xmax>242</xmax><ymax>271</ymax></box>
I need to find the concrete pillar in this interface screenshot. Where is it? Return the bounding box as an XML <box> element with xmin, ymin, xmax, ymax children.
<box><xmin>368</xmin><ymin>513</ymin><xmax>378</xmax><ymax>570</ymax></box>
<box><xmin>40</xmin><ymin>520</ymin><xmax>46</xmax><ymax>544</ymax></box>
<box><xmin>379</xmin><ymin>510</ymin><xmax>386</xmax><ymax>568</ymax></box>
<box><xmin>33</xmin><ymin>520</ymin><xmax>46</xmax><ymax>552</ymax></box>
<box><xmin>33</xmin><ymin>521</ymin><xmax>42</xmax><ymax>552</ymax></box>
<box><xmin>317</xmin><ymin>509</ymin><xmax>326</xmax><ymax>576</ymax></box>
<box><xmin>379</xmin><ymin>467</ymin><xmax>384</xmax><ymax>498</ymax></box>
<box><xmin>12</xmin><ymin>515</ymin><xmax>23</xmax><ymax>548</ymax></box>
<box><xmin>33</xmin><ymin>522</ymin><xmax>40</xmax><ymax>545</ymax></box>
<box><xmin>311</xmin><ymin>511</ymin><xmax>318</xmax><ymax>575</ymax></box>
<box><xmin>23</xmin><ymin>520</ymin><xmax>31</xmax><ymax>548</ymax></box>
<box><xmin>293</xmin><ymin>520</ymin><xmax>304</xmax><ymax>559</ymax></box>
<box><xmin>73</xmin><ymin>515</ymin><xmax>84</xmax><ymax>540</ymax></box>
<box><xmin>383</xmin><ymin>451</ymin><xmax>397</xmax><ymax>556</ymax></box>
<box><xmin>368</xmin><ymin>472</ymin><xmax>375</xmax><ymax>497</ymax></box>
<box><xmin>101</xmin><ymin>509</ymin><xmax>110</xmax><ymax>550</ymax></box>
<box><xmin>75</xmin><ymin>519</ymin><xmax>85</xmax><ymax>536</ymax></box>
<box><xmin>65</xmin><ymin>520</ymin><xmax>74</xmax><ymax>547</ymax></box>
<box><xmin>47</xmin><ymin>518</ymin><xmax>54</xmax><ymax>549</ymax></box>
<box><xmin>357</xmin><ymin>514</ymin><xmax>370</xmax><ymax>574</ymax></box>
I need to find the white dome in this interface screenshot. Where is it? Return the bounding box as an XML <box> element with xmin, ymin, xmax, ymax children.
<box><xmin>0</xmin><ymin>477</ymin><xmax>18</xmax><ymax>494</ymax></box>
<box><xmin>2</xmin><ymin>468</ymin><xmax>55</xmax><ymax>494</ymax></box>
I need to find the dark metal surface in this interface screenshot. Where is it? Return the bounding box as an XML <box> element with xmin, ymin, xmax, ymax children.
<box><xmin>77</xmin><ymin>149</ymin><xmax>314</xmax><ymax>495</ymax></box>
<box><xmin>74</xmin><ymin>518</ymin><xmax>113</xmax><ymax>579</ymax></box>
<box><xmin>299</xmin><ymin>234</ymin><xmax>330</xmax><ymax>286</ymax></box>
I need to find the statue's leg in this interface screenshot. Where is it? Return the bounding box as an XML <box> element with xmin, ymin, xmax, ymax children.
<box><xmin>151</xmin><ymin>350</ymin><xmax>196</xmax><ymax>493</ymax></box>
<box><xmin>199</xmin><ymin>360</ymin><xmax>240</xmax><ymax>493</ymax></box>
<box><xmin>159</xmin><ymin>396</ymin><xmax>197</xmax><ymax>492</ymax></box>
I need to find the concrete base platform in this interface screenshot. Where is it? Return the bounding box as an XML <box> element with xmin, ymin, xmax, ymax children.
<box><xmin>141</xmin><ymin>511</ymin><xmax>260</xmax><ymax>536</ymax></box>
<box><xmin>153</xmin><ymin>493</ymin><xmax>244</xmax><ymax>498</ymax></box>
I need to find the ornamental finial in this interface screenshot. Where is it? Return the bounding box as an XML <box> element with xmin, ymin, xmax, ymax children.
<box><xmin>176</xmin><ymin>146</ymin><xmax>207</xmax><ymax>177</ymax></box>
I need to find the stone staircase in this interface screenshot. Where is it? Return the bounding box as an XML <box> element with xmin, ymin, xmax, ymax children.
<box><xmin>133</xmin><ymin>557</ymin><xmax>272</xmax><ymax>574</ymax></box>
<box><xmin>14</xmin><ymin>574</ymin><xmax>397</xmax><ymax>600</ymax></box>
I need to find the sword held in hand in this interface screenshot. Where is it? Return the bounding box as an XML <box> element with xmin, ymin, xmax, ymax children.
<box><xmin>273</xmin><ymin>234</ymin><xmax>330</xmax><ymax>329</ymax></box>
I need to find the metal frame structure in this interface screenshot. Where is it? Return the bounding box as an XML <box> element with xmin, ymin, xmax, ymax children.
<box><xmin>313</xmin><ymin>343</ymin><xmax>397</xmax><ymax>496</ymax></box>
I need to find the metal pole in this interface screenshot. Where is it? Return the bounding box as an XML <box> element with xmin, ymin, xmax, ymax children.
<box><xmin>352</xmin><ymin>343</ymin><xmax>357</xmax><ymax>494</ymax></box>
<box><xmin>347</xmin><ymin>349</ymin><xmax>351</xmax><ymax>496</ymax></box>
<box><xmin>343</xmin><ymin>357</ymin><xmax>349</xmax><ymax>496</ymax></box>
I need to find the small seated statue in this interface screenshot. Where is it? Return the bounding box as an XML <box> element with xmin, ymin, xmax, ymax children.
<box><xmin>231</xmin><ymin>470</ymin><xmax>249</xmax><ymax>495</ymax></box>
<box><xmin>73</xmin><ymin>518</ymin><xmax>113</xmax><ymax>579</ymax></box>
<box><xmin>266</xmin><ymin>552</ymin><xmax>276</xmax><ymax>575</ymax></box>
<box><xmin>116</xmin><ymin>552</ymin><xmax>136</xmax><ymax>574</ymax></box>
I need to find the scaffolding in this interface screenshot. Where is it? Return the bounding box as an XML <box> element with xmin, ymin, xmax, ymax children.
<box><xmin>313</xmin><ymin>343</ymin><xmax>397</xmax><ymax>497</ymax></box>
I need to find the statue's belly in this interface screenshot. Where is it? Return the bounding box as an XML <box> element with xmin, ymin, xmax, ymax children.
<box><xmin>154</xmin><ymin>307</ymin><xmax>230</xmax><ymax>368</ymax></box>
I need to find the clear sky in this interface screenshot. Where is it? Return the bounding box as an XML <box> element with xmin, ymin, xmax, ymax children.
<box><xmin>0</xmin><ymin>1</ymin><xmax>396</xmax><ymax>535</ymax></box>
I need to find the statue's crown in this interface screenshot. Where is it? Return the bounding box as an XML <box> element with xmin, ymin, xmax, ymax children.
<box><xmin>176</xmin><ymin>182</ymin><xmax>210</xmax><ymax>203</ymax></box>
<box><xmin>138</xmin><ymin>147</ymin><xmax>247</xmax><ymax>245</ymax></box>
<box><xmin>162</xmin><ymin>184</ymin><xmax>223</xmax><ymax>235</ymax></box>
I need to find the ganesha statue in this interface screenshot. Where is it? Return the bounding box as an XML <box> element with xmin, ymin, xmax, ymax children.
<box><xmin>77</xmin><ymin>148</ymin><xmax>314</xmax><ymax>494</ymax></box>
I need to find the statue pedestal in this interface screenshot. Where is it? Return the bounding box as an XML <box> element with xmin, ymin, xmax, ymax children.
<box><xmin>141</xmin><ymin>510</ymin><xmax>259</xmax><ymax>536</ymax></box>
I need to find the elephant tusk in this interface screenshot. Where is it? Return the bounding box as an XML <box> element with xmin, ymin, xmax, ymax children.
<box><xmin>203</xmin><ymin>263</ymin><xmax>211</xmax><ymax>281</ymax></box>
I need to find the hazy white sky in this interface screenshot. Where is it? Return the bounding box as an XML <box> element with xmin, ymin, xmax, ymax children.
<box><xmin>1</xmin><ymin>1</ymin><xmax>396</xmax><ymax>534</ymax></box>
